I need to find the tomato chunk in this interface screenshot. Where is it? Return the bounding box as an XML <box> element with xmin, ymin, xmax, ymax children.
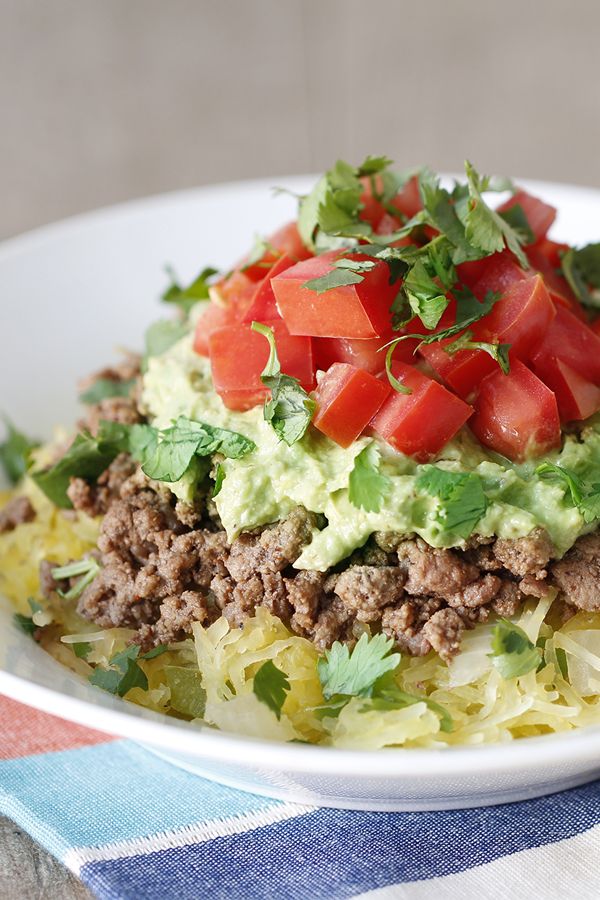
<box><xmin>470</xmin><ymin>359</ymin><xmax>560</xmax><ymax>461</ymax></box>
<box><xmin>419</xmin><ymin>341</ymin><xmax>496</xmax><ymax>400</ymax></box>
<box><xmin>313</xmin><ymin>364</ymin><xmax>391</xmax><ymax>448</ymax></box>
<box><xmin>531</xmin><ymin>356</ymin><xmax>600</xmax><ymax>423</ymax></box>
<box><xmin>193</xmin><ymin>302</ymin><xmax>238</xmax><ymax>357</ymax></box>
<box><xmin>208</xmin><ymin>320</ymin><xmax>314</xmax><ymax>411</ymax></box>
<box><xmin>530</xmin><ymin>305</ymin><xmax>600</xmax><ymax>385</ymax></box>
<box><xmin>475</xmin><ymin>274</ymin><xmax>556</xmax><ymax>359</ymax></box>
<box><xmin>314</xmin><ymin>325</ymin><xmax>418</xmax><ymax>376</ymax></box>
<box><xmin>471</xmin><ymin>250</ymin><xmax>527</xmax><ymax>299</ymax></box>
<box><xmin>371</xmin><ymin>363</ymin><xmax>473</xmax><ymax>461</ymax></box>
<box><xmin>497</xmin><ymin>190</ymin><xmax>556</xmax><ymax>244</ymax></box>
<box><xmin>241</xmin><ymin>221</ymin><xmax>311</xmax><ymax>280</ymax></box>
<box><xmin>241</xmin><ymin>253</ymin><xmax>295</xmax><ymax>324</ymax></box>
<box><xmin>272</xmin><ymin>250</ymin><xmax>397</xmax><ymax>339</ymax></box>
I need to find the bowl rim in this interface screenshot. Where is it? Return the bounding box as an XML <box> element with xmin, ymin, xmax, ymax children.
<box><xmin>3</xmin><ymin>174</ymin><xmax>600</xmax><ymax>779</ymax></box>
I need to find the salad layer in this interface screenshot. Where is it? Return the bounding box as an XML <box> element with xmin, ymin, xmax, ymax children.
<box><xmin>3</xmin><ymin>155</ymin><xmax>600</xmax><ymax>747</ymax></box>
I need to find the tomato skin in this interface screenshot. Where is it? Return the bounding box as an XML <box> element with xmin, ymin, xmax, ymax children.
<box><xmin>471</xmin><ymin>250</ymin><xmax>527</xmax><ymax>299</ymax></box>
<box><xmin>313</xmin><ymin>364</ymin><xmax>391</xmax><ymax>448</ymax></box>
<box><xmin>389</xmin><ymin>175</ymin><xmax>422</xmax><ymax>219</ymax></box>
<box><xmin>419</xmin><ymin>341</ymin><xmax>496</xmax><ymax>400</ymax></box>
<box><xmin>208</xmin><ymin>320</ymin><xmax>314</xmax><ymax>410</ymax></box>
<box><xmin>371</xmin><ymin>363</ymin><xmax>473</xmax><ymax>461</ymax></box>
<box><xmin>272</xmin><ymin>250</ymin><xmax>397</xmax><ymax>339</ymax></box>
<box><xmin>314</xmin><ymin>326</ymin><xmax>419</xmax><ymax>376</ymax></box>
<box><xmin>526</xmin><ymin>238</ymin><xmax>582</xmax><ymax>315</ymax></box>
<box><xmin>241</xmin><ymin>222</ymin><xmax>311</xmax><ymax>281</ymax></box>
<box><xmin>241</xmin><ymin>253</ymin><xmax>294</xmax><ymax>324</ymax></box>
<box><xmin>497</xmin><ymin>190</ymin><xmax>556</xmax><ymax>244</ymax></box>
<box><xmin>193</xmin><ymin>303</ymin><xmax>238</xmax><ymax>357</ymax></box>
<box><xmin>359</xmin><ymin>174</ymin><xmax>422</xmax><ymax>229</ymax></box>
<box><xmin>470</xmin><ymin>359</ymin><xmax>560</xmax><ymax>461</ymax></box>
<box><xmin>531</xmin><ymin>356</ymin><xmax>600</xmax><ymax>423</ymax></box>
<box><xmin>474</xmin><ymin>274</ymin><xmax>556</xmax><ymax>359</ymax></box>
<box><xmin>530</xmin><ymin>305</ymin><xmax>600</xmax><ymax>385</ymax></box>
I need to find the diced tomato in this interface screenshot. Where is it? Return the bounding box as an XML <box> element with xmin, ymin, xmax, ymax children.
<box><xmin>389</xmin><ymin>175</ymin><xmax>422</xmax><ymax>220</ymax></box>
<box><xmin>470</xmin><ymin>360</ymin><xmax>560</xmax><ymax>461</ymax></box>
<box><xmin>471</xmin><ymin>250</ymin><xmax>528</xmax><ymax>299</ymax></box>
<box><xmin>314</xmin><ymin>325</ymin><xmax>419</xmax><ymax>376</ymax></box>
<box><xmin>474</xmin><ymin>274</ymin><xmax>556</xmax><ymax>359</ymax></box>
<box><xmin>371</xmin><ymin>363</ymin><xmax>473</xmax><ymax>461</ymax></box>
<box><xmin>530</xmin><ymin>305</ymin><xmax>600</xmax><ymax>385</ymax></box>
<box><xmin>526</xmin><ymin>239</ymin><xmax>584</xmax><ymax>318</ymax></box>
<box><xmin>531</xmin><ymin>356</ymin><xmax>600</xmax><ymax>423</ymax></box>
<box><xmin>359</xmin><ymin>174</ymin><xmax>422</xmax><ymax>229</ymax></box>
<box><xmin>271</xmin><ymin>250</ymin><xmax>397</xmax><ymax>339</ymax></box>
<box><xmin>241</xmin><ymin>222</ymin><xmax>311</xmax><ymax>281</ymax></box>
<box><xmin>193</xmin><ymin>302</ymin><xmax>238</xmax><ymax>357</ymax></box>
<box><xmin>208</xmin><ymin>320</ymin><xmax>314</xmax><ymax>411</ymax></box>
<box><xmin>241</xmin><ymin>253</ymin><xmax>295</xmax><ymax>324</ymax></box>
<box><xmin>496</xmin><ymin>190</ymin><xmax>557</xmax><ymax>244</ymax></box>
<box><xmin>313</xmin><ymin>364</ymin><xmax>391</xmax><ymax>448</ymax></box>
<box><xmin>419</xmin><ymin>341</ymin><xmax>496</xmax><ymax>401</ymax></box>
<box><xmin>591</xmin><ymin>317</ymin><xmax>600</xmax><ymax>337</ymax></box>
<box><xmin>375</xmin><ymin>212</ymin><xmax>402</xmax><ymax>236</ymax></box>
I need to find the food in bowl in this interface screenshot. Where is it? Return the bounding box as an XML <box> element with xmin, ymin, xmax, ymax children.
<box><xmin>3</xmin><ymin>156</ymin><xmax>600</xmax><ymax>749</ymax></box>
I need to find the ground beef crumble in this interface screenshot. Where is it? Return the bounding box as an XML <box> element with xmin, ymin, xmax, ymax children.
<box><xmin>0</xmin><ymin>496</ymin><xmax>35</xmax><ymax>533</ymax></box>
<box><xmin>22</xmin><ymin>449</ymin><xmax>593</xmax><ymax>662</ymax></box>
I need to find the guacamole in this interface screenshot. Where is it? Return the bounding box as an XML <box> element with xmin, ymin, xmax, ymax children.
<box><xmin>140</xmin><ymin>334</ymin><xmax>600</xmax><ymax>572</ymax></box>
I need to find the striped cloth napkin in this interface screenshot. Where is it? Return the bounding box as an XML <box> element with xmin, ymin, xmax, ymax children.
<box><xmin>1</xmin><ymin>694</ymin><xmax>599</xmax><ymax>900</ymax></box>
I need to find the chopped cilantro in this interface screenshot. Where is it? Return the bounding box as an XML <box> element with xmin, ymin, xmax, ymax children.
<box><xmin>89</xmin><ymin>645</ymin><xmax>151</xmax><ymax>697</ymax></box>
<box><xmin>251</xmin><ymin>322</ymin><xmax>315</xmax><ymax>445</ymax></box>
<box><xmin>460</xmin><ymin>161</ymin><xmax>528</xmax><ymax>268</ymax></box>
<box><xmin>0</xmin><ymin>418</ymin><xmax>39</xmax><ymax>485</ymax></box>
<box><xmin>31</xmin><ymin>430</ymin><xmax>122</xmax><ymax>508</ymax></box>
<box><xmin>14</xmin><ymin>613</ymin><xmax>37</xmax><ymax>637</ymax></box>
<box><xmin>497</xmin><ymin>204</ymin><xmax>535</xmax><ymax>245</ymax></box>
<box><xmin>52</xmin><ymin>557</ymin><xmax>100</xmax><ymax>601</ymax></box>
<box><xmin>362</xmin><ymin>672</ymin><xmax>454</xmax><ymax>733</ymax></box>
<box><xmin>212</xmin><ymin>462</ymin><xmax>225</xmax><ymax>498</ymax></box>
<box><xmin>445</xmin><ymin>331</ymin><xmax>511</xmax><ymax>374</ymax></box>
<box><xmin>489</xmin><ymin>619</ymin><xmax>542</xmax><ymax>679</ymax></box>
<box><xmin>560</xmin><ymin>243</ymin><xmax>600</xmax><ymax>308</ymax></box>
<box><xmin>253</xmin><ymin>659</ymin><xmax>290</xmax><ymax>720</ymax></box>
<box><xmin>162</xmin><ymin>264</ymin><xmax>218</xmax><ymax>314</ymax></box>
<box><xmin>348</xmin><ymin>445</ymin><xmax>390</xmax><ymax>513</ymax></box>
<box><xmin>165</xmin><ymin>666</ymin><xmax>206</xmax><ymax>718</ymax></box>
<box><xmin>72</xmin><ymin>641</ymin><xmax>92</xmax><ymax>660</ymax></box>
<box><xmin>416</xmin><ymin>465</ymin><xmax>488</xmax><ymax>539</ymax></box>
<box><xmin>241</xmin><ymin>236</ymin><xmax>276</xmax><ymax>272</ymax></box>
<box><xmin>142</xmin><ymin>319</ymin><xmax>189</xmax><ymax>372</ymax></box>
<box><xmin>303</xmin><ymin>257</ymin><xmax>376</xmax><ymax>294</ymax></box>
<box><xmin>535</xmin><ymin>462</ymin><xmax>600</xmax><ymax>524</ymax></box>
<box><xmin>79</xmin><ymin>378</ymin><xmax>136</xmax><ymax>405</ymax></box>
<box><xmin>318</xmin><ymin>632</ymin><xmax>401</xmax><ymax>700</ymax></box>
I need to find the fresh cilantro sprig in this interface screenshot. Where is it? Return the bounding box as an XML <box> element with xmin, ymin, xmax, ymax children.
<box><xmin>253</xmin><ymin>659</ymin><xmax>291</xmax><ymax>720</ymax></box>
<box><xmin>89</xmin><ymin>644</ymin><xmax>167</xmax><ymax>697</ymax></box>
<box><xmin>445</xmin><ymin>331</ymin><xmax>511</xmax><ymax>374</ymax></box>
<box><xmin>52</xmin><ymin>558</ymin><xmax>101</xmax><ymax>601</ymax></box>
<box><xmin>535</xmin><ymin>462</ymin><xmax>600</xmax><ymax>524</ymax></box>
<box><xmin>416</xmin><ymin>465</ymin><xmax>488</xmax><ymax>539</ymax></box>
<box><xmin>79</xmin><ymin>378</ymin><xmax>136</xmax><ymax>406</ymax></box>
<box><xmin>318</xmin><ymin>632</ymin><xmax>401</xmax><ymax>700</ymax></box>
<box><xmin>32</xmin><ymin>416</ymin><xmax>255</xmax><ymax>508</ymax></box>
<box><xmin>489</xmin><ymin>619</ymin><xmax>542</xmax><ymax>679</ymax></box>
<box><xmin>251</xmin><ymin>322</ymin><xmax>315</xmax><ymax>445</ymax></box>
<box><xmin>362</xmin><ymin>672</ymin><xmax>454</xmax><ymax>733</ymax></box>
<box><xmin>142</xmin><ymin>319</ymin><xmax>189</xmax><ymax>372</ymax></box>
<box><xmin>0</xmin><ymin>418</ymin><xmax>39</xmax><ymax>485</ymax></box>
<box><xmin>161</xmin><ymin>264</ymin><xmax>219</xmax><ymax>315</ymax></box>
<box><xmin>348</xmin><ymin>444</ymin><xmax>390</xmax><ymax>513</ymax></box>
<box><xmin>303</xmin><ymin>257</ymin><xmax>376</xmax><ymax>294</ymax></box>
<box><xmin>241</xmin><ymin>235</ymin><xmax>277</xmax><ymax>272</ymax></box>
<box><xmin>560</xmin><ymin>243</ymin><xmax>600</xmax><ymax>308</ymax></box>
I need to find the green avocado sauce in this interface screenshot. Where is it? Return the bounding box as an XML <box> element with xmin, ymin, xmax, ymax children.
<box><xmin>142</xmin><ymin>334</ymin><xmax>600</xmax><ymax>572</ymax></box>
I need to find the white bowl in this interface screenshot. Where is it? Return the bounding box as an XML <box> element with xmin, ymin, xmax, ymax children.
<box><xmin>2</xmin><ymin>175</ymin><xmax>600</xmax><ymax>812</ymax></box>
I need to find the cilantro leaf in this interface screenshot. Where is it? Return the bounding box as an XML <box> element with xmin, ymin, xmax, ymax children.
<box><xmin>31</xmin><ymin>431</ymin><xmax>122</xmax><ymax>508</ymax></box>
<box><xmin>79</xmin><ymin>378</ymin><xmax>136</xmax><ymax>405</ymax></box>
<box><xmin>416</xmin><ymin>465</ymin><xmax>488</xmax><ymax>539</ymax></box>
<box><xmin>489</xmin><ymin>619</ymin><xmax>542</xmax><ymax>679</ymax></box>
<box><xmin>253</xmin><ymin>659</ymin><xmax>290</xmax><ymax>720</ymax></box>
<box><xmin>445</xmin><ymin>331</ymin><xmax>511</xmax><ymax>374</ymax></box>
<box><xmin>89</xmin><ymin>645</ymin><xmax>148</xmax><ymax>697</ymax></box>
<box><xmin>72</xmin><ymin>641</ymin><xmax>92</xmax><ymax>659</ymax></box>
<box><xmin>348</xmin><ymin>444</ymin><xmax>390</xmax><ymax>513</ymax></box>
<box><xmin>535</xmin><ymin>462</ymin><xmax>600</xmax><ymax>524</ymax></box>
<box><xmin>162</xmin><ymin>264</ymin><xmax>218</xmax><ymax>314</ymax></box>
<box><xmin>142</xmin><ymin>319</ymin><xmax>189</xmax><ymax>372</ymax></box>
<box><xmin>303</xmin><ymin>266</ymin><xmax>364</xmax><ymax>294</ymax></box>
<box><xmin>364</xmin><ymin>673</ymin><xmax>454</xmax><ymax>733</ymax></box>
<box><xmin>560</xmin><ymin>243</ymin><xmax>600</xmax><ymax>308</ymax></box>
<box><xmin>497</xmin><ymin>204</ymin><xmax>535</xmax><ymax>245</ymax></box>
<box><xmin>462</xmin><ymin>161</ymin><xmax>529</xmax><ymax>268</ymax></box>
<box><xmin>165</xmin><ymin>666</ymin><xmax>206</xmax><ymax>718</ymax></box>
<box><xmin>318</xmin><ymin>632</ymin><xmax>401</xmax><ymax>700</ymax></box>
<box><xmin>251</xmin><ymin>322</ymin><xmax>315</xmax><ymax>445</ymax></box>
<box><xmin>52</xmin><ymin>557</ymin><xmax>100</xmax><ymax>601</ymax></box>
<box><xmin>0</xmin><ymin>418</ymin><xmax>39</xmax><ymax>485</ymax></box>
<box><xmin>14</xmin><ymin>613</ymin><xmax>37</xmax><ymax>637</ymax></box>
<box><xmin>212</xmin><ymin>462</ymin><xmax>225</xmax><ymax>498</ymax></box>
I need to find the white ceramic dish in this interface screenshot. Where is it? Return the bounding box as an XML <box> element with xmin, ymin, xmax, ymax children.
<box><xmin>2</xmin><ymin>175</ymin><xmax>600</xmax><ymax>812</ymax></box>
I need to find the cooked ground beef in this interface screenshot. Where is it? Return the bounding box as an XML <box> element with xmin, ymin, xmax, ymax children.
<box><xmin>78</xmin><ymin>355</ymin><xmax>143</xmax><ymax>437</ymax></box>
<box><xmin>44</xmin><ymin>451</ymin><xmax>600</xmax><ymax>662</ymax></box>
<box><xmin>0</xmin><ymin>496</ymin><xmax>35</xmax><ymax>533</ymax></box>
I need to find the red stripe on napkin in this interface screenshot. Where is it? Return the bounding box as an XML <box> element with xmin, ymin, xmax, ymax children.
<box><xmin>0</xmin><ymin>694</ymin><xmax>115</xmax><ymax>760</ymax></box>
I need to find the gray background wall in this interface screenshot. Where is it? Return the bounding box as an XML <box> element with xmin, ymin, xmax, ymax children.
<box><xmin>0</xmin><ymin>0</ymin><xmax>599</xmax><ymax>241</ymax></box>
